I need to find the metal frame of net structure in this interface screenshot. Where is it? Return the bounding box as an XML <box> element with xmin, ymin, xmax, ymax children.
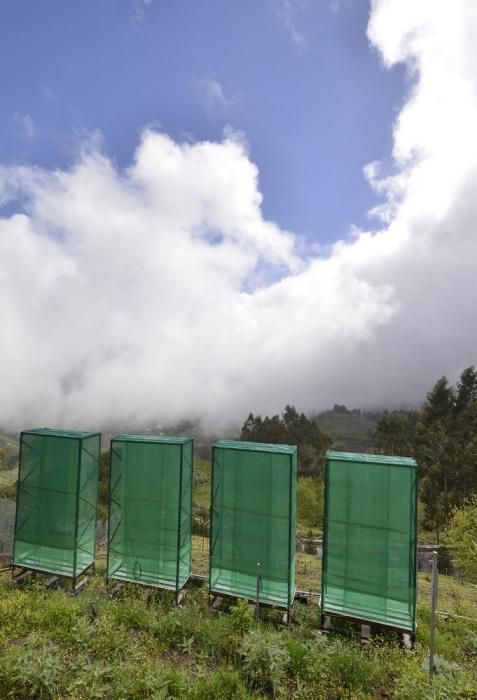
<box><xmin>107</xmin><ymin>435</ymin><xmax>193</xmax><ymax>595</ymax></box>
<box><xmin>321</xmin><ymin>450</ymin><xmax>418</xmax><ymax>633</ymax></box>
<box><xmin>13</xmin><ymin>428</ymin><xmax>101</xmax><ymax>582</ymax></box>
<box><xmin>209</xmin><ymin>440</ymin><xmax>297</xmax><ymax>614</ymax></box>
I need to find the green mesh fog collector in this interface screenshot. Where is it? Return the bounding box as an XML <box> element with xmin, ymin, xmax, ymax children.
<box><xmin>107</xmin><ymin>435</ymin><xmax>193</xmax><ymax>596</ymax></box>
<box><xmin>13</xmin><ymin>428</ymin><xmax>101</xmax><ymax>584</ymax></box>
<box><xmin>321</xmin><ymin>450</ymin><xmax>418</xmax><ymax>633</ymax></box>
<box><xmin>209</xmin><ymin>440</ymin><xmax>297</xmax><ymax>615</ymax></box>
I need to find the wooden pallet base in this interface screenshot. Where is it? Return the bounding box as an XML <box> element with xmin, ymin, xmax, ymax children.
<box><xmin>12</xmin><ymin>566</ymin><xmax>92</xmax><ymax>594</ymax></box>
<box><xmin>320</xmin><ymin>612</ymin><xmax>415</xmax><ymax>647</ymax></box>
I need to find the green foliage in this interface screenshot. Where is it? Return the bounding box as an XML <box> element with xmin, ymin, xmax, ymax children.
<box><xmin>229</xmin><ymin>598</ymin><xmax>254</xmax><ymax>633</ymax></box>
<box><xmin>297</xmin><ymin>477</ymin><xmax>323</xmax><ymax>529</ymax></box>
<box><xmin>445</xmin><ymin>495</ymin><xmax>477</xmax><ymax>581</ymax></box>
<box><xmin>373</xmin><ymin>410</ymin><xmax>419</xmax><ymax>456</ymax></box>
<box><xmin>0</xmin><ymin>479</ymin><xmax>16</xmax><ymax>500</ymax></box>
<box><xmin>374</xmin><ymin>366</ymin><xmax>477</xmax><ymax>535</ymax></box>
<box><xmin>240</xmin><ymin>405</ymin><xmax>331</xmax><ymax>477</ymax></box>
<box><xmin>97</xmin><ymin>449</ymin><xmax>110</xmax><ymax>521</ymax></box>
<box><xmin>188</xmin><ymin>668</ymin><xmax>252</xmax><ymax>700</ymax></box>
<box><xmin>238</xmin><ymin>629</ymin><xmax>289</xmax><ymax>695</ymax></box>
<box><xmin>0</xmin><ymin>571</ymin><xmax>476</xmax><ymax>699</ymax></box>
<box><xmin>327</xmin><ymin>641</ymin><xmax>386</xmax><ymax>693</ymax></box>
<box><xmin>0</xmin><ymin>634</ymin><xmax>65</xmax><ymax>699</ymax></box>
<box><xmin>314</xmin><ymin>404</ymin><xmax>381</xmax><ymax>453</ymax></box>
<box><xmin>395</xmin><ymin>657</ymin><xmax>477</xmax><ymax>700</ymax></box>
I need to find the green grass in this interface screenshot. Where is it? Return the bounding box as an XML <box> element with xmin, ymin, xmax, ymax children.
<box><xmin>0</xmin><ymin>468</ymin><xmax>16</xmax><ymax>488</ymax></box>
<box><xmin>1</xmin><ymin>563</ymin><xmax>476</xmax><ymax>699</ymax></box>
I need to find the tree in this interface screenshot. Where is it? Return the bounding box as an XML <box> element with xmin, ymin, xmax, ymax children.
<box><xmin>418</xmin><ymin>370</ymin><xmax>477</xmax><ymax>535</ymax></box>
<box><xmin>373</xmin><ymin>411</ymin><xmax>419</xmax><ymax>456</ymax></box>
<box><xmin>297</xmin><ymin>478</ymin><xmax>324</xmax><ymax>529</ymax></box>
<box><xmin>240</xmin><ymin>406</ymin><xmax>331</xmax><ymax>477</ymax></box>
<box><xmin>373</xmin><ymin>368</ymin><xmax>477</xmax><ymax>539</ymax></box>
<box><xmin>455</xmin><ymin>365</ymin><xmax>477</xmax><ymax>413</ymax></box>
<box><xmin>445</xmin><ymin>496</ymin><xmax>477</xmax><ymax>582</ymax></box>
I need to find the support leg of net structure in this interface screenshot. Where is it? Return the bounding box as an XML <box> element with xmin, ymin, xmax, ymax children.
<box><xmin>45</xmin><ymin>575</ymin><xmax>60</xmax><ymax>589</ymax></box>
<box><xmin>255</xmin><ymin>562</ymin><xmax>261</xmax><ymax>620</ymax></box>
<box><xmin>211</xmin><ymin>595</ymin><xmax>223</xmax><ymax>612</ymax></box>
<box><xmin>13</xmin><ymin>568</ymin><xmax>33</xmax><ymax>585</ymax></box>
<box><xmin>176</xmin><ymin>588</ymin><xmax>187</xmax><ymax>606</ymax></box>
<box><xmin>321</xmin><ymin>613</ymin><xmax>333</xmax><ymax>632</ymax></box>
<box><xmin>72</xmin><ymin>562</ymin><xmax>95</xmax><ymax>595</ymax></box>
<box><xmin>73</xmin><ymin>576</ymin><xmax>88</xmax><ymax>595</ymax></box>
<box><xmin>361</xmin><ymin>624</ymin><xmax>372</xmax><ymax>642</ymax></box>
<box><xmin>429</xmin><ymin>550</ymin><xmax>439</xmax><ymax>681</ymax></box>
<box><xmin>281</xmin><ymin>605</ymin><xmax>294</xmax><ymax>626</ymax></box>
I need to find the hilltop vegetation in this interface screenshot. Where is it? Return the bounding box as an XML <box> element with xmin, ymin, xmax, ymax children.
<box><xmin>374</xmin><ymin>367</ymin><xmax>477</xmax><ymax>539</ymax></box>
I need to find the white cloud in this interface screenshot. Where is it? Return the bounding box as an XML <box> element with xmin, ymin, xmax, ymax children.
<box><xmin>131</xmin><ymin>0</ymin><xmax>152</xmax><ymax>26</ymax></box>
<box><xmin>12</xmin><ymin>113</ymin><xmax>35</xmax><ymax>141</ymax></box>
<box><xmin>329</xmin><ymin>0</ymin><xmax>351</xmax><ymax>14</ymax></box>
<box><xmin>276</xmin><ymin>0</ymin><xmax>308</xmax><ymax>54</ymax></box>
<box><xmin>1</xmin><ymin>1</ymin><xmax>477</xmax><ymax>429</ymax></box>
<box><xmin>194</xmin><ymin>74</ymin><xmax>239</xmax><ymax>120</ymax></box>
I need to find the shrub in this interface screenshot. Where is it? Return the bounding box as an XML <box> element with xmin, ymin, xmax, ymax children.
<box><xmin>323</xmin><ymin>642</ymin><xmax>381</xmax><ymax>694</ymax></box>
<box><xmin>445</xmin><ymin>495</ymin><xmax>477</xmax><ymax>582</ymax></box>
<box><xmin>238</xmin><ymin>629</ymin><xmax>289</xmax><ymax>695</ymax></box>
<box><xmin>286</xmin><ymin>637</ymin><xmax>311</xmax><ymax>680</ymax></box>
<box><xmin>0</xmin><ymin>635</ymin><xmax>65</xmax><ymax>699</ymax></box>
<box><xmin>297</xmin><ymin>478</ymin><xmax>324</xmax><ymax>529</ymax></box>
<box><xmin>395</xmin><ymin>657</ymin><xmax>477</xmax><ymax>699</ymax></box>
<box><xmin>190</xmin><ymin>667</ymin><xmax>252</xmax><ymax>700</ymax></box>
<box><xmin>229</xmin><ymin>598</ymin><xmax>254</xmax><ymax>633</ymax></box>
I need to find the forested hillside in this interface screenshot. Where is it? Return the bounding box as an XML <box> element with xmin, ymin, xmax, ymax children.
<box><xmin>374</xmin><ymin>367</ymin><xmax>477</xmax><ymax>539</ymax></box>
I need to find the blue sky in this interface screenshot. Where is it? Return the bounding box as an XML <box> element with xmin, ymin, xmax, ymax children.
<box><xmin>0</xmin><ymin>0</ymin><xmax>405</xmax><ymax>245</ymax></box>
<box><xmin>3</xmin><ymin>1</ymin><xmax>473</xmax><ymax>427</ymax></box>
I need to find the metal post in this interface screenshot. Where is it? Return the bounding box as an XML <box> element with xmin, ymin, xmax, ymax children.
<box><xmin>255</xmin><ymin>562</ymin><xmax>261</xmax><ymax>619</ymax></box>
<box><xmin>429</xmin><ymin>550</ymin><xmax>438</xmax><ymax>681</ymax></box>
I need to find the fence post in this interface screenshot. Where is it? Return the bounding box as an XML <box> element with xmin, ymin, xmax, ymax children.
<box><xmin>429</xmin><ymin>550</ymin><xmax>438</xmax><ymax>681</ymax></box>
<box><xmin>255</xmin><ymin>562</ymin><xmax>261</xmax><ymax>619</ymax></box>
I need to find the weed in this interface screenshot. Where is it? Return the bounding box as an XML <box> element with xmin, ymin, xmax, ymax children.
<box><xmin>238</xmin><ymin>629</ymin><xmax>289</xmax><ymax>695</ymax></box>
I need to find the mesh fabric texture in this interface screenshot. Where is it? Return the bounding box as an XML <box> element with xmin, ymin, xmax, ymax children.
<box><xmin>209</xmin><ymin>440</ymin><xmax>297</xmax><ymax>609</ymax></box>
<box><xmin>107</xmin><ymin>435</ymin><xmax>192</xmax><ymax>591</ymax></box>
<box><xmin>13</xmin><ymin>428</ymin><xmax>100</xmax><ymax>578</ymax></box>
<box><xmin>321</xmin><ymin>450</ymin><xmax>418</xmax><ymax>632</ymax></box>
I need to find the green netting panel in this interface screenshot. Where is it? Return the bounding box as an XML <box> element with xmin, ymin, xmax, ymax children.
<box><xmin>209</xmin><ymin>440</ymin><xmax>297</xmax><ymax>610</ymax></box>
<box><xmin>13</xmin><ymin>428</ymin><xmax>101</xmax><ymax>578</ymax></box>
<box><xmin>321</xmin><ymin>451</ymin><xmax>418</xmax><ymax>632</ymax></box>
<box><xmin>107</xmin><ymin>435</ymin><xmax>193</xmax><ymax>592</ymax></box>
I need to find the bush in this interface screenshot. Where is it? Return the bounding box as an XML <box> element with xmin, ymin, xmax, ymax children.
<box><xmin>190</xmin><ymin>668</ymin><xmax>252</xmax><ymax>700</ymax></box>
<box><xmin>286</xmin><ymin>637</ymin><xmax>310</xmax><ymax>679</ymax></box>
<box><xmin>297</xmin><ymin>477</ymin><xmax>324</xmax><ymax>529</ymax></box>
<box><xmin>445</xmin><ymin>495</ymin><xmax>477</xmax><ymax>581</ymax></box>
<box><xmin>0</xmin><ymin>635</ymin><xmax>65</xmax><ymax>699</ymax></box>
<box><xmin>229</xmin><ymin>598</ymin><xmax>254</xmax><ymax>633</ymax></box>
<box><xmin>238</xmin><ymin>629</ymin><xmax>289</xmax><ymax>695</ymax></box>
<box><xmin>395</xmin><ymin>656</ymin><xmax>477</xmax><ymax>699</ymax></box>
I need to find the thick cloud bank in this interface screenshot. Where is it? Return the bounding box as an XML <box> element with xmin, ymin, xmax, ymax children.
<box><xmin>1</xmin><ymin>0</ymin><xmax>477</xmax><ymax>428</ymax></box>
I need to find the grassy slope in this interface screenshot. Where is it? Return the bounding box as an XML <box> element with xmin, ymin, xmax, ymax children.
<box><xmin>314</xmin><ymin>410</ymin><xmax>380</xmax><ymax>453</ymax></box>
<box><xmin>0</xmin><ymin>561</ymin><xmax>476</xmax><ymax>699</ymax></box>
